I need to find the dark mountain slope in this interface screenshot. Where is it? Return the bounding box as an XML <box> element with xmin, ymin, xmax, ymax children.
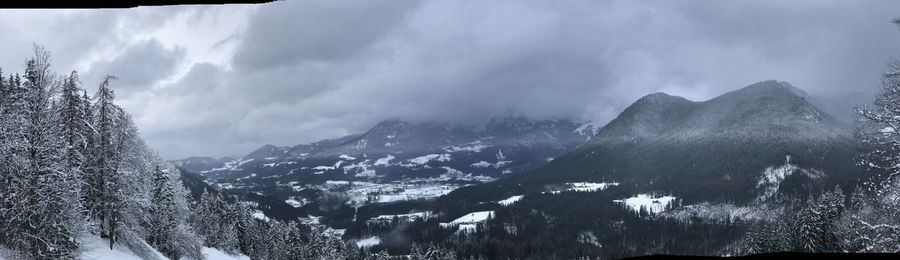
<box><xmin>443</xmin><ymin>80</ymin><xmax>863</xmax><ymax>204</ymax></box>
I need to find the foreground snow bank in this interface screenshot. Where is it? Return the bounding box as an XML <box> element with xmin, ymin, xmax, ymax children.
<box><xmin>80</xmin><ymin>236</ymin><xmax>167</xmax><ymax>260</ymax></box>
<box><xmin>201</xmin><ymin>247</ymin><xmax>250</xmax><ymax>260</ymax></box>
<box><xmin>72</xmin><ymin>236</ymin><xmax>249</xmax><ymax>260</ymax></box>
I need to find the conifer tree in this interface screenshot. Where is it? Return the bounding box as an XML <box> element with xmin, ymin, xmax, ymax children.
<box><xmin>149</xmin><ymin>165</ymin><xmax>178</xmax><ymax>259</ymax></box>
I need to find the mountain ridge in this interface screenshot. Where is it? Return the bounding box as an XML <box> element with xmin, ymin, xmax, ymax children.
<box><xmin>446</xmin><ymin>80</ymin><xmax>863</xmax><ymax>204</ymax></box>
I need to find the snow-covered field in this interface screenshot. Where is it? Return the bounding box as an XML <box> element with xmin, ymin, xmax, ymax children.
<box><xmin>613</xmin><ymin>194</ymin><xmax>678</xmax><ymax>215</ymax></box>
<box><xmin>440</xmin><ymin>211</ymin><xmax>494</xmax><ymax>233</ymax></box>
<box><xmin>315</xmin><ymin>181</ymin><xmax>466</xmax><ymax>205</ymax></box>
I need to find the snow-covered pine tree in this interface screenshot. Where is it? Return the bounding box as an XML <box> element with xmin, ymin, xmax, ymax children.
<box><xmin>149</xmin><ymin>164</ymin><xmax>178</xmax><ymax>259</ymax></box>
<box><xmin>58</xmin><ymin>71</ymin><xmax>90</xmax><ymax>215</ymax></box>
<box><xmin>159</xmin><ymin>161</ymin><xmax>205</xmax><ymax>260</ymax></box>
<box><xmin>0</xmin><ymin>69</ymin><xmax>28</xmax><ymax>251</ymax></box>
<box><xmin>790</xmin><ymin>187</ymin><xmax>844</xmax><ymax>252</ymax></box>
<box><xmin>86</xmin><ymin>75</ymin><xmax>127</xmax><ymax>249</ymax></box>
<box><xmin>367</xmin><ymin>250</ymin><xmax>390</xmax><ymax>260</ymax></box>
<box><xmin>424</xmin><ymin>243</ymin><xmax>458</xmax><ymax>260</ymax></box>
<box><xmin>738</xmin><ymin>221</ymin><xmax>789</xmax><ymax>255</ymax></box>
<box><xmin>8</xmin><ymin>46</ymin><xmax>84</xmax><ymax>258</ymax></box>
<box><xmin>409</xmin><ymin>242</ymin><xmax>427</xmax><ymax>260</ymax></box>
<box><xmin>195</xmin><ymin>190</ymin><xmax>240</xmax><ymax>252</ymax></box>
<box><xmin>233</xmin><ymin>202</ymin><xmax>263</xmax><ymax>257</ymax></box>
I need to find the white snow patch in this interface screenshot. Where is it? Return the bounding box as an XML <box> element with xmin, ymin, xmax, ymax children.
<box><xmin>202</xmin><ymin>158</ymin><xmax>253</xmax><ymax>173</ymax></box>
<box><xmin>355</xmin><ymin>236</ymin><xmax>381</xmax><ymax>248</ymax></box>
<box><xmin>376</xmin><ymin>185</ymin><xmax>457</xmax><ymax>203</ymax></box>
<box><xmin>578</xmin><ymin>231</ymin><xmax>602</xmax><ymax>248</ymax></box>
<box><xmin>252</xmin><ymin>211</ymin><xmax>270</xmax><ymax>222</ymax></box>
<box><xmin>285</xmin><ymin>198</ymin><xmax>311</xmax><ymax>208</ymax></box>
<box><xmin>498</xmin><ymin>195</ymin><xmax>524</xmax><ymax>206</ymax></box>
<box><xmin>575</xmin><ymin>122</ymin><xmax>599</xmax><ymax>136</ymax></box>
<box><xmin>442</xmin><ymin>211</ymin><xmax>494</xmax><ymax>226</ymax></box>
<box><xmin>235</xmin><ymin>173</ymin><xmax>256</xmax><ymax>181</ymax></box>
<box><xmin>471</xmin><ymin>161</ymin><xmax>492</xmax><ymax>168</ymax></box>
<box><xmin>613</xmin><ymin>194</ymin><xmax>677</xmax><ymax>215</ymax></box>
<box><xmin>445</xmin><ymin>141</ymin><xmax>491</xmax><ymax>153</ymax></box>
<box><xmin>339</xmin><ymin>154</ymin><xmax>357</xmax><ymax>160</ymax></box>
<box><xmin>756</xmin><ymin>155</ymin><xmax>797</xmax><ymax>202</ymax></box>
<box><xmin>374</xmin><ymin>155</ymin><xmax>395</xmax><ymax>166</ymax></box>
<box><xmin>440</xmin><ymin>211</ymin><xmax>494</xmax><ymax>233</ymax></box>
<box><xmin>408</xmin><ymin>154</ymin><xmax>451</xmax><ymax>165</ymax></box>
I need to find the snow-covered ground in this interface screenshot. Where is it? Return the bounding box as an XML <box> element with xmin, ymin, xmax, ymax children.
<box><xmin>201</xmin><ymin>248</ymin><xmax>250</xmax><ymax>260</ymax></box>
<box><xmin>80</xmin><ymin>236</ymin><xmax>168</xmax><ymax>260</ymax></box>
<box><xmin>613</xmin><ymin>194</ymin><xmax>677</xmax><ymax>215</ymax></box>
<box><xmin>374</xmin><ymin>185</ymin><xmax>458</xmax><ymax>203</ymax></box>
<box><xmin>498</xmin><ymin>195</ymin><xmax>524</xmax><ymax>206</ymax></box>
<box><xmin>756</xmin><ymin>155</ymin><xmax>798</xmax><ymax>201</ymax></box>
<box><xmin>313</xmin><ymin>181</ymin><xmax>465</xmax><ymax>205</ymax></box>
<box><xmin>440</xmin><ymin>211</ymin><xmax>494</xmax><ymax>233</ymax></box>
<box><xmin>73</xmin><ymin>236</ymin><xmax>246</xmax><ymax>260</ymax></box>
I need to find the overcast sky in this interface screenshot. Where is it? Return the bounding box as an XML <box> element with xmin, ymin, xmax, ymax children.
<box><xmin>1</xmin><ymin>0</ymin><xmax>899</xmax><ymax>159</ymax></box>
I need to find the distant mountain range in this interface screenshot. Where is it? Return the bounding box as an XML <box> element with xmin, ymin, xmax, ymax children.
<box><xmin>175</xmin><ymin>116</ymin><xmax>597</xmax><ymax>188</ymax></box>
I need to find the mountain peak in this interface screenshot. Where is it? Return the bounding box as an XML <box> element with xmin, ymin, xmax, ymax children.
<box><xmin>245</xmin><ymin>144</ymin><xmax>289</xmax><ymax>159</ymax></box>
<box><xmin>724</xmin><ymin>80</ymin><xmax>809</xmax><ymax>99</ymax></box>
<box><xmin>636</xmin><ymin>92</ymin><xmax>690</xmax><ymax>104</ymax></box>
<box><xmin>594</xmin><ymin>80</ymin><xmax>848</xmax><ymax>144</ymax></box>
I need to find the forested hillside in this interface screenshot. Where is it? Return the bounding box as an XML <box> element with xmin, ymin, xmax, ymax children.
<box><xmin>0</xmin><ymin>47</ymin><xmax>428</xmax><ymax>260</ymax></box>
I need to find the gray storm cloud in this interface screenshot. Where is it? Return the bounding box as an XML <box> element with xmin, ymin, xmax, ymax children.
<box><xmin>0</xmin><ymin>0</ymin><xmax>898</xmax><ymax>159</ymax></box>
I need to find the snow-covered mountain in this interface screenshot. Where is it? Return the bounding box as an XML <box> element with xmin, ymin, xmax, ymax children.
<box><xmin>175</xmin><ymin>117</ymin><xmax>595</xmax><ymax>195</ymax></box>
<box><xmin>172</xmin><ymin>156</ymin><xmax>236</xmax><ymax>173</ymax></box>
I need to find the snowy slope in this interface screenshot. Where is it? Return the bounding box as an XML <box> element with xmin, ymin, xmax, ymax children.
<box><xmin>73</xmin><ymin>236</ymin><xmax>249</xmax><ymax>260</ymax></box>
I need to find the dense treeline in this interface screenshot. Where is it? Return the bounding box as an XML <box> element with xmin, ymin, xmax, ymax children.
<box><xmin>0</xmin><ymin>46</ymin><xmax>202</xmax><ymax>259</ymax></box>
